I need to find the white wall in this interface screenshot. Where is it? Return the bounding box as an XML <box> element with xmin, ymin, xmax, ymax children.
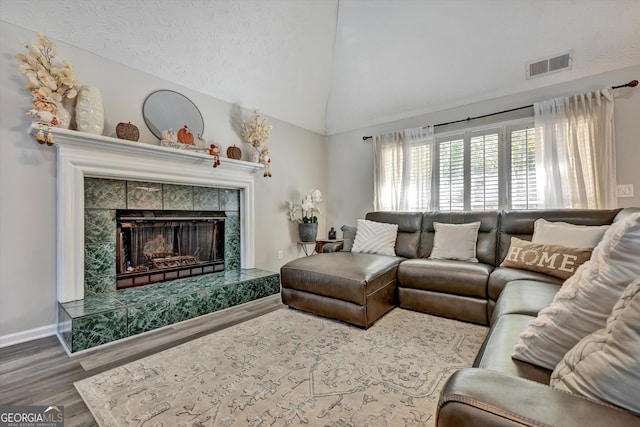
<box><xmin>326</xmin><ymin>65</ymin><xmax>640</xmax><ymax>228</ymax></box>
<box><xmin>0</xmin><ymin>22</ymin><xmax>327</xmax><ymax>340</ymax></box>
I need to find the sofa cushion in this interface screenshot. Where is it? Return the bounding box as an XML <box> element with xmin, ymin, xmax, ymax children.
<box><xmin>280</xmin><ymin>252</ymin><xmax>402</xmax><ymax>305</ymax></box>
<box><xmin>474</xmin><ymin>314</ymin><xmax>552</xmax><ymax>384</ymax></box>
<box><xmin>351</xmin><ymin>219</ymin><xmax>398</xmax><ymax>256</ymax></box>
<box><xmin>532</xmin><ymin>218</ymin><xmax>609</xmax><ymax>248</ymax></box>
<box><xmin>491</xmin><ymin>280</ymin><xmax>560</xmax><ymax>324</ymax></box>
<box><xmin>551</xmin><ymin>278</ymin><xmax>640</xmax><ymax>416</ymax></box>
<box><xmin>340</xmin><ymin>225</ymin><xmax>357</xmax><ymax>251</ymax></box>
<box><xmin>437</xmin><ymin>369</ymin><xmax>640</xmax><ymax>427</ymax></box>
<box><xmin>398</xmin><ymin>258</ymin><xmax>492</xmax><ymax>298</ymax></box>
<box><xmin>365</xmin><ymin>211</ymin><xmax>423</xmax><ymax>258</ymax></box>
<box><xmin>488</xmin><ymin>267</ymin><xmax>562</xmax><ymax>302</ymax></box>
<box><xmin>497</xmin><ymin>209</ymin><xmax>621</xmax><ymax>264</ymax></box>
<box><xmin>429</xmin><ymin>221</ymin><xmax>481</xmax><ymax>262</ymax></box>
<box><xmin>419</xmin><ymin>211</ymin><xmax>499</xmax><ymax>265</ymax></box>
<box><xmin>500</xmin><ymin>237</ymin><xmax>593</xmax><ymax>280</ymax></box>
<box><xmin>512</xmin><ymin>212</ymin><xmax>640</xmax><ymax>370</ymax></box>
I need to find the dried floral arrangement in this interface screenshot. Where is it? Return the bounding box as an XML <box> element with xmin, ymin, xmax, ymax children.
<box><xmin>16</xmin><ymin>32</ymin><xmax>77</xmax><ymax>102</ymax></box>
<box><xmin>240</xmin><ymin>108</ymin><xmax>272</xmax><ymax>149</ymax></box>
<box><xmin>16</xmin><ymin>32</ymin><xmax>78</xmax><ymax>145</ymax></box>
<box><xmin>240</xmin><ymin>108</ymin><xmax>273</xmax><ymax>177</ymax></box>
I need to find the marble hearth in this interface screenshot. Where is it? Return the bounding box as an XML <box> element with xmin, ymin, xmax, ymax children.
<box><xmin>32</xmin><ymin>125</ymin><xmax>280</xmax><ymax>354</ymax></box>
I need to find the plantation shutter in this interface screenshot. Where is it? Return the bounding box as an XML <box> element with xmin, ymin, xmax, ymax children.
<box><xmin>509</xmin><ymin>124</ymin><xmax>539</xmax><ymax>209</ymax></box>
<box><xmin>438</xmin><ymin>137</ymin><xmax>465</xmax><ymax>211</ymax></box>
<box><xmin>470</xmin><ymin>130</ymin><xmax>500</xmax><ymax>211</ymax></box>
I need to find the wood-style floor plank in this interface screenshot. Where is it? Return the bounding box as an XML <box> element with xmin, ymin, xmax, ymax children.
<box><xmin>0</xmin><ymin>295</ymin><xmax>284</xmax><ymax>426</ymax></box>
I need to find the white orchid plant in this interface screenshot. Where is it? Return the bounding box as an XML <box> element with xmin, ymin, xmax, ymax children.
<box><xmin>287</xmin><ymin>189</ymin><xmax>322</xmax><ymax>223</ymax></box>
<box><xmin>16</xmin><ymin>32</ymin><xmax>77</xmax><ymax>102</ymax></box>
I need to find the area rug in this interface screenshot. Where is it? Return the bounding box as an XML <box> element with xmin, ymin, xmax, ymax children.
<box><xmin>75</xmin><ymin>308</ymin><xmax>487</xmax><ymax>426</ymax></box>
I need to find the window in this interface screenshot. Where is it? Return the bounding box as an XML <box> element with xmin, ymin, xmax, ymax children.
<box><xmin>375</xmin><ymin>119</ymin><xmax>539</xmax><ymax>211</ymax></box>
<box><xmin>509</xmin><ymin>125</ymin><xmax>539</xmax><ymax>209</ymax></box>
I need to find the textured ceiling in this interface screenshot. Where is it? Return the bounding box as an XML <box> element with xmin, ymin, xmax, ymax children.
<box><xmin>2</xmin><ymin>0</ymin><xmax>640</xmax><ymax>135</ymax></box>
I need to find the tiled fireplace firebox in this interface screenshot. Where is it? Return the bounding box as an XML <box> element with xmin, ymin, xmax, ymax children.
<box><xmin>41</xmin><ymin>126</ymin><xmax>279</xmax><ymax>354</ymax></box>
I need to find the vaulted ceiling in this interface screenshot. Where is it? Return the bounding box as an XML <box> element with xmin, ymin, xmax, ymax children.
<box><xmin>3</xmin><ymin>0</ymin><xmax>640</xmax><ymax>135</ymax></box>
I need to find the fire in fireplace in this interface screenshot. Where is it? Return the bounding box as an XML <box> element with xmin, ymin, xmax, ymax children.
<box><xmin>116</xmin><ymin>210</ymin><xmax>225</xmax><ymax>289</ymax></box>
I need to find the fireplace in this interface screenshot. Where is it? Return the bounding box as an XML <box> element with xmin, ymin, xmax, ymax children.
<box><xmin>116</xmin><ymin>210</ymin><xmax>226</xmax><ymax>289</ymax></box>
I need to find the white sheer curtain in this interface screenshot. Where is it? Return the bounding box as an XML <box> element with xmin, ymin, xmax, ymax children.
<box><xmin>373</xmin><ymin>131</ymin><xmax>405</xmax><ymax>211</ymax></box>
<box><xmin>534</xmin><ymin>88</ymin><xmax>617</xmax><ymax>209</ymax></box>
<box><xmin>373</xmin><ymin>126</ymin><xmax>435</xmax><ymax>211</ymax></box>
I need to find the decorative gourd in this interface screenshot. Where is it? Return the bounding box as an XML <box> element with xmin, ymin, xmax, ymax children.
<box><xmin>116</xmin><ymin>122</ymin><xmax>140</xmax><ymax>141</ymax></box>
<box><xmin>226</xmin><ymin>145</ymin><xmax>242</xmax><ymax>160</ymax></box>
<box><xmin>194</xmin><ymin>134</ymin><xmax>206</xmax><ymax>148</ymax></box>
<box><xmin>177</xmin><ymin>125</ymin><xmax>194</xmax><ymax>145</ymax></box>
<box><xmin>161</xmin><ymin>128</ymin><xmax>178</xmax><ymax>142</ymax></box>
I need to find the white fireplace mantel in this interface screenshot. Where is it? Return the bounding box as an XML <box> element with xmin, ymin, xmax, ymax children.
<box><xmin>30</xmin><ymin>125</ymin><xmax>262</xmax><ymax>303</ymax></box>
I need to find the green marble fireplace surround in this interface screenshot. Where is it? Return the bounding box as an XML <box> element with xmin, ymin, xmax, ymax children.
<box><xmin>56</xmin><ymin>177</ymin><xmax>279</xmax><ymax>353</ymax></box>
<box><xmin>58</xmin><ymin>268</ymin><xmax>280</xmax><ymax>353</ymax></box>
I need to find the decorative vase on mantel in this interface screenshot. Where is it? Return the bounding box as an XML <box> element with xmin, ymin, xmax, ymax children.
<box><xmin>249</xmin><ymin>146</ymin><xmax>261</xmax><ymax>163</ymax></box>
<box><xmin>53</xmin><ymin>100</ymin><xmax>72</xmax><ymax>129</ymax></box>
<box><xmin>75</xmin><ymin>85</ymin><xmax>104</xmax><ymax>135</ymax></box>
<box><xmin>298</xmin><ymin>223</ymin><xmax>318</xmax><ymax>242</ymax></box>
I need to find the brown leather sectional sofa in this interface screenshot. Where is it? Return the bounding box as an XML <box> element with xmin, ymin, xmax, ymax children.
<box><xmin>280</xmin><ymin>208</ymin><xmax>640</xmax><ymax>427</ymax></box>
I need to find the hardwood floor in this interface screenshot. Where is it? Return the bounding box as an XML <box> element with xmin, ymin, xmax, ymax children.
<box><xmin>0</xmin><ymin>295</ymin><xmax>284</xmax><ymax>427</ymax></box>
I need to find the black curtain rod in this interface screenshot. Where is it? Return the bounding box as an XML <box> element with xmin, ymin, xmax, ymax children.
<box><xmin>362</xmin><ymin>79</ymin><xmax>638</xmax><ymax>141</ymax></box>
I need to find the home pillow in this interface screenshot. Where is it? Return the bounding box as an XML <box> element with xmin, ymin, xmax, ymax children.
<box><xmin>500</xmin><ymin>237</ymin><xmax>592</xmax><ymax>280</ymax></box>
<box><xmin>532</xmin><ymin>218</ymin><xmax>609</xmax><ymax>248</ymax></box>
<box><xmin>550</xmin><ymin>278</ymin><xmax>640</xmax><ymax>416</ymax></box>
<box><xmin>429</xmin><ymin>221</ymin><xmax>481</xmax><ymax>262</ymax></box>
<box><xmin>340</xmin><ymin>225</ymin><xmax>357</xmax><ymax>252</ymax></box>
<box><xmin>351</xmin><ymin>219</ymin><xmax>398</xmax><ymax>256</ymax></box>
<box><xmin>511</xmin><ymin>212</ymin><xmax>640</xmax><ymax>370</ymax></box>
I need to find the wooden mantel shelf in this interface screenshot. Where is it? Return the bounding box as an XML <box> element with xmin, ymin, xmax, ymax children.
<box><xmin>28</xmin><ymin>124</ymin><xmax>264</xmax><ymax>172</ymax></box>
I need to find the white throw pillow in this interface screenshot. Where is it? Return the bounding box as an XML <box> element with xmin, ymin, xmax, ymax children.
<box><xmin>511</xmin><ymin>212</ymin><xmax>640</xmax><ymax>370</ymax></box>
<box><xmin>532</xmin><ymin>218</ymin><xmax>609</xmax><ymax>248</ymax></box>
<box><xmin>550</xmin><ymin>278</ymin><xmax>640</xmax><ymax>416</ymax></box>
<box><xmin>351</xmin><ymin>219</ymin><xmax>398</xmax><ymax>256</ymax></box>
<box><xmin>429</xmin><ymin>221</ymin><xmax>481</xmax><ymax>262</ymax></box>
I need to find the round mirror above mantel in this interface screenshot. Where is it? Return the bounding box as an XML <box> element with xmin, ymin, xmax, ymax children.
<box><xmin>142</xmin><ymin>90</ymin><xmax>205</xmax><ymax>140</ymax></box>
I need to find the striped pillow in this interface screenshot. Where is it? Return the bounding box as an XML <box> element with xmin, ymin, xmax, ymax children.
<box><xmin>351</xmin><ymin>219</ymin><xmax>398</xmax><ymax>256</ymax></box>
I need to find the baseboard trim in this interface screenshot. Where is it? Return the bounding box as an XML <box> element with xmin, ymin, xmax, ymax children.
<box><xmin>0</xmin><ymin>324</ymin><xmax>57</xmax><ymax>348</ymax></box>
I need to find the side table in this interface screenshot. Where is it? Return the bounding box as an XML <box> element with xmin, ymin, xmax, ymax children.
<box><xmin>297</xmin><ymin>241</ymin><xmax>317</xmax><ymax>256</ymax></box>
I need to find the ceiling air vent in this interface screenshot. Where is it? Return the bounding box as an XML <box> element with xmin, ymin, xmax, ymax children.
<box><xmin>526</xmin><ymin>51</ymin><xmax>573</xmax><ymax>79</ymax></box>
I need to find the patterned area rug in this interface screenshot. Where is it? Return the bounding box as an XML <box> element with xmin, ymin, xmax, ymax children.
<box><xmin>75</xmin><ymin>308</ymin><xmax>487</xmax><ymax>426</ymax></box>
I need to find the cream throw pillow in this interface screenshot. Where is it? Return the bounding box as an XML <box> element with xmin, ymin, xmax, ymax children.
<box><xmin>532</xmin><ymin>218</ymin><xmax>609</xmax><ymax>248</ymax></box>
<box><xmin>550</xmin><ymin>278</ymin><xmax>640</xmax><ymax>416</ymax></box>
<box><xmin>351</xmin><ymin>219</ymin><xmax>398</xmax><ymax>256</ymax></box>
<box><xmin>429</xmin><ymin>221</ymin><xmax>481</xmax><ymax>262</ymax></box>
<box><xmin>511</xmin><ymin>212</ymin><xmax>640</xmax><ymax>370</ymax></box>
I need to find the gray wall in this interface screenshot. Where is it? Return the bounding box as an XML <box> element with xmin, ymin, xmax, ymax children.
<box><xmin>0</xmin><ymin>22</ymin><xmax>327</xmax><ymax>341</ymax></box>
<box><xmin>325</xmin><ymin>64</ymin><xmax>640</xmax><ymax>229</ymax></box>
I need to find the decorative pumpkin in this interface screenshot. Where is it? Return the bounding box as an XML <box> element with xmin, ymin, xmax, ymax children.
<box><xmin>116</xmin><ymin>122</ymin><xmax>140</xmax><ymax>141</ymax></box>
<box><xmin>226</xmin><ymin>145</ymin><xmax>242</xmax><ymax>160</ymax></box>
<box><xmin>161</xmin><ymin>128</ymin><xmax>178</xmax><ymax>142</ymax></box>
<box><xmin>194</xmin><ymin>134</ymin><xmax>206</xmax><ymax>148</ymax></box>
<box><xmin>177</xmin><ymin>125</ymin><xmax>194</xmax><ymax>145</ymax></box>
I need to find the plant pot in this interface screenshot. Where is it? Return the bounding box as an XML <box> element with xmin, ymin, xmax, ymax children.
<box><xmin>298</xmin><ymin>223</ymin><xmax>318</xmax><ymax>242</ymax></box>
